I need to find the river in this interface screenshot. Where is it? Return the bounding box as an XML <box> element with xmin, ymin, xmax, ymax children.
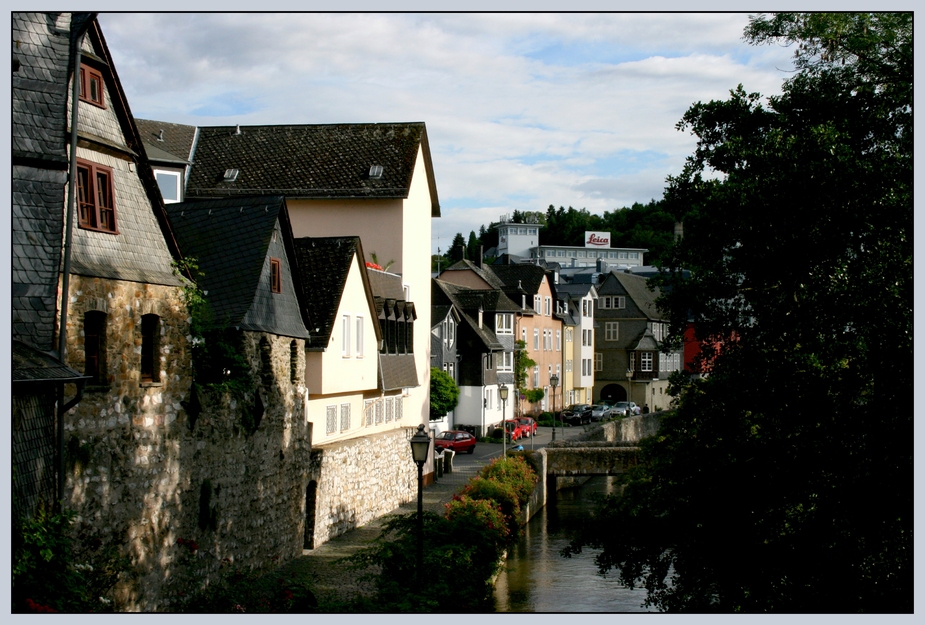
<box><xmin>493</xmin><ymin>476</ymin><xmax>654</xmax><ymax>613</ymax></box>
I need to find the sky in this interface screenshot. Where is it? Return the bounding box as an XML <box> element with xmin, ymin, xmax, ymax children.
<box><xmin>97</xmin><ymin>11</ymin><xmax>800</xmax><ymax>255</ymax></box>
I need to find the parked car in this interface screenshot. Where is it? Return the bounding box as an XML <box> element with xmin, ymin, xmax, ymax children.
<box><xmin>559</xmin><ymin>403</ymin><xmax>592</xmax><ymax>425</ymax></box>
<box><xmin>590</xmin><ymin>404</ymin><xmax>611</xmax><ymax>422</ymax></box>
<box><xmin>434</xmin><ymin>430</ymin><xmax>477</xmax><ymax>454</ymax></box>
<box><xmin>504</xmin><ymin>419</ymin><xmax>526</xmax><ymax>441</ymax></box>
<box><xmin>516</xmin><ymin>417</ymin><xmax>537</xmax><ymax>437</ymax></box>
<box><xmin>612</xmin><ymin>401</ymin><xmax>641</xmax><ymax>417</ymax></box>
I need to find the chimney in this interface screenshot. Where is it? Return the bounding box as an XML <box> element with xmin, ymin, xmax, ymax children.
<box><xmin>477</xmin><ymin>245</ymin><xmax>484</xmax><ymax>269</ymax></box>
<box><xmin>453</xmin><ymin>244</ymin><xmax>466</xmax><ymax>262</ymax></box>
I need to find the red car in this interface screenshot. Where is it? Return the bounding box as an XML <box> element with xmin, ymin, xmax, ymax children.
<box><xmin>504</xmin><ymin>419</ymin><xmax>526</xmax><ymax>441</ymax></box>
<box><xmin>434</xmin><ymin>430</ymin><xmax>477</xmax><ymax>454</ymax></box>
<box><xmin>516</xmin><ymin>417</ymin><xmax>537</xmax><ymax>437</ymax></box>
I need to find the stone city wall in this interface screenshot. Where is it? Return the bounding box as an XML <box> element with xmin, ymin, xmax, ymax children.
<box><xmin>61</xmin><ymin>279</ymin><xmax>311</xmax><ymax>611</ymax></box>
<box><xmin>308</xmin><ymin>427</ymin><xmax>419</xmax><ymax>548</ymax></box>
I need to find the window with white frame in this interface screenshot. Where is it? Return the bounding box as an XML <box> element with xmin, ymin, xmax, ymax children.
<box><xmin>340</xmin><ymin>403</ymin><xmax>351</xmax><ymax>431</ymax></box>
<box><xmin>545</xmin><ymin>297</ymin><xmax>551</xmax><ymax>316</ymax></box>
<box><xmin>356</xmin><ymin>316</ymin><xmax>364</xmax><ymax>357</ymax></box>
<box><xmin>565</xmin><ymin>328</ymin><xmax>573</xmax><ymax>343</ymax></box>
<box><xmin>534</xmin><ymin>295</ymin><xmax>542</xmax><ymax>313</ymax></box>
<box><xmin>499</xmin><ymin>351</ymin><xmax>513</xmax><ymax>371</ymax></box>
<box><xmin>556</xmin><ymin>329</ymin><xmax>561</xmax><ymax>351</ymax></box>
<box><xmin>605</xmin><ymin>322</ymin><xmax>619</xmax><ymax>341</ymax></box>
<box><xmin>614</xmin><ymin>296</ymin><xmax>626</xmax><ymax>309</ymax></box>
<box><xmin>533</xmin><ymin>366</ymin><xmax>539</xmax><ymax>387</ymax></box>
<box><xmin>496</xmin><ymin>313</ymin><xmax>513</xmax><ymax>334</ymax></box>
<box><xmin>600</xmin><ymin>296</ymin><xmax>610</xmax><ymax>309</ymax></box>
<box><xmin>641</xmin><ymin>352</ymin><xmax>653</xmax><ymax>372</ymax></box>
<box><xmin>486</xmin><ymin>354</ymin><xmax>493</xmax><ymax>370</ymax></box>
<box><xmin>448</xmin><ymin>318</ymin><xmax>455</xmax><ymax>347</ymax></box>
<box><xmin>486</xmin><ymin>389</ymin><xmax>492</xmax><ymax>410</ymax></box>
<box><xmin>566</xmin><ymin>359</ymin><xmax>572</xmax><ymax>372</ymax></box>
<box><xmin>521</xmin><ymin>327</ymin><xmax>527</xmax><ymax>344</ymax></box>
<box><xmin>326</xmin><ymin>405</ymin><xmax>337</xmax><ymax>434</ymax></box>
<box><xmin>534</xmin><ymin>328</ymin><xmax>539</xmax><ymax>350</ymax></box>
<box><xmin>595</xmin><ymin>353</ymin><xmax>603</xmax><ymax>371</ymax></box>
<box><xmin>342</xmin><ymin>314</ymin><xmax>351</xmax><ymax>357</ymax></box>
<box><xmin>154</xmin><ymin>170</ymin><xmax>182</xmax><ymax>203</ymax></box>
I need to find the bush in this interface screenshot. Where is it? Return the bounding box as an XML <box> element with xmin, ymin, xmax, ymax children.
<box><xmin>13</xmin><ymin>505</ymin><xmax>125</xmax><ymax>613</ymax></box>
<box><xmin>478</xmin><ymin>456</ymin><xmax>538</xmax><ymax>507</ymax></box>
<box><xmin>184</xmin><ymin>569</ymin><xmax>317</xmax><ymax>613</ymax></box>
<box><xmin>462</xmin><ymin>477</ymin><xmax>522</xmax><ymax>537</ymax></box>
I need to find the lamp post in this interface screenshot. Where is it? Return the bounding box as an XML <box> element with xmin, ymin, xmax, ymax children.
<box><xmin>409</xmin><ymin>423</ymin><xmax>430</xmax><ymax>592</ymax></box>
<box><xmin>549</xmin><ymin>374</ymin><xmax>559</xmax><ymax>441</ymax></box>
<box><xmin>626</xmin><ymin>369</ymin><xmax>633</xmax><ymax>418</ymax></box>
<box><xmin>499</xmin><ymin>383</ymin><xmax>509</xmax><ymax>456</ymax></box>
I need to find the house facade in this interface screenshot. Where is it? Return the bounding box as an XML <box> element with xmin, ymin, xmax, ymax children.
<box><xmin>174</xmin><ymin>121</ymin><xmax>439</xmax><ymax>478</ymax></box>
<box><xmin>430</xmin><ymin>285</ymin><xmax>461</xmax><ymax>428</ymax></box>
<box><xmin>557</xmin><ymin>283</ymin><xmax>598</xmax><ymax>407</ymax></box>
<box><xmin>593</xmin><ymin>271</ymin><xmax>682</xmax><ymax>411</ymax></box>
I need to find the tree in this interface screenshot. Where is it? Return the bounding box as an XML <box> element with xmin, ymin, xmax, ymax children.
<box><xmin>512</xmin><ymin>340</ymin><xmax>535</xmax><ymax>416</ymax></box>
<box><xmin>429</xmin><ymin>367</ymin><xmax>460</xmax><ymax>421</ymax></box>
<box><xmin>565</xmin><ymin>13</ymin><xmax>912</xmax><ymax>612</ymax></box>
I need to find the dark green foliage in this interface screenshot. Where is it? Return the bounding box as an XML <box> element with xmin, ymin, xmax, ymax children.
<box><xmin>344</xmin><ymin>456</ymin><xmax>539</xmax><ymax>612</ymax></box>
<box><xmin>183</xmin><ymin>569</ymin><xmax>318</xmax><ymax>613</ymax></box>
<box><xmin>429</xmin><ymin>366</ymin><xmax>460</xmax><ymax>420</ymax></box>
<box><xmin>12</xmin><ymin>505</ymin><xmax>125</xmax><ymax>612</ymax></box>
<box><xmin>566</xmin><ymin>13</ymin><xmax>912</xmax><ymax>613</ymax></box>
<box><xmin>522</xmin><ymin>388</ymin><xmax>545</xmax><ymax>404</ymax></box>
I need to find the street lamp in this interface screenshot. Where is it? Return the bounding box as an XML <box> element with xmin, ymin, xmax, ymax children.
<box><xmin>549</xmin><ymin>374</ymin><xmax>559</xmax><ymax>441</ymax></box>
<box><xmin>409</xmin><ymin>423</ymin><xmax>430</xmax><ymax>592</ymax></box>
<box><xmin>499</xmin><ymin>383</ymin><xmax>509</xmax><ymax>456</ymax></box>
<box><xmin>626</xmin><ymin>369</ymin><xmax>633</xmax><ymax>417</ymax></box>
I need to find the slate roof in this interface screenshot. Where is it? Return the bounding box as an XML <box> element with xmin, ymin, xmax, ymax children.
<box><xmin>489</xmin><ymin>264</ymin><xmax>551</xmax><ymax>296</ymax></box>
<box><xmin>441</xmin><ymin>259</ymin><xmax>508</xmax><ymax>290</ymax></box>
<box><xmin>612</xmin><ymin>271</ymin><xmax>663</xmax><ymax>319</ymax></box>
<box><xmin>291</xmin><ymin>236</ymin><xmax>378</xmax><ymax>350</ymax></box>
<box><xmin>183</xmin><ymin>122</ymin><xmax>440</xmax><ymax>216</ymax></box>
<box><xmin>366</xmin><ymin>266</ymin><xmax>420</xmax><ymax>390</ymax></box>
<box><xmin>12</xmin><ymin>13</ymin><xmax>77</xmax><ymax>167</ymax></box>
<box><xmin>379</xmin><ymin>354</ymin><xmax>419</xmax><ymax>391</ymax></box>
<box><xmin>165</xmin><ymin>196</ymin><xmax>310</xmax><ymax>338</ymax></box>
<box><xmin>432</xmin><ymin>280</ymin><xmax>504</xmax><ymax>352</ymax></box>
<box><xmin>12</xmin><ymin>340</ymin><xmax>85</xmax><ymax>384</ymax></box>
<box><xmin>135</xmin><ymin>118</ymin><xmax>197</xmax><ymax>164</ymax></box>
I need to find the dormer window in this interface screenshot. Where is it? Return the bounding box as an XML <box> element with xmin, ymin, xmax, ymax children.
<box><xmin>78</xmin><ymin>64</ymin><xmax>105</xmax><ymax>108</ymax></box>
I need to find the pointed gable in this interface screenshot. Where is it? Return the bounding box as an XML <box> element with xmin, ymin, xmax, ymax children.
<box><xmin>165</xmin><ymin>196</ymin><xmax>310</xmax><ymax>338</ymax></box>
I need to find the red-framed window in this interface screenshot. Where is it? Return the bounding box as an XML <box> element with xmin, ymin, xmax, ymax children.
<box><xmin>76</xmin><ymin>159</ymin><xmax>118</xmax><ymax>233</ymax></box>
<box><xmin>270</xmin><ymin>258</ymin><xmax>282</xmax><ymax>293</ymax></box>
<box><xmin>78</xmin><ymin>64</ymin><xmax>105</xmax><ymax>108</ymax></box>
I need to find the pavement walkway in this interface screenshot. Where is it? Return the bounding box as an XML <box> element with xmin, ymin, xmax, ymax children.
<box><xmin>270</xmin><ymin>424</ymin><xmax>590</xmax><ymax>605</ymax></box>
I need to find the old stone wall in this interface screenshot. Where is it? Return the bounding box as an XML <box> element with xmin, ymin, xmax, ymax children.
<box><xmin>61</xmin><ymin>280</ymin><xmax>311</xmax><ymax>611</ymax></box>
<box><xmin>308</xmin><ymin>427</ymin><xmax>418</xmax><ymax>547</ymax></box>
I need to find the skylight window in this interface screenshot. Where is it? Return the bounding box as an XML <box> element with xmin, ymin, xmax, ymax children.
<box><xmin>223</xmin><ymin>168</ymin><xmax>239</xmax><ymax>182</ymax></box>
<box><xmin>369</xmin><ymin>165</ymin><xmax>383</xmax><ymax>179</ymax></box>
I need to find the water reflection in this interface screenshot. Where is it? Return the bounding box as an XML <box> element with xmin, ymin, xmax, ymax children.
<box><xmin>493</xmin><ymin>476</ymin><xmax>653</xmax><ymax>613</ymax></box>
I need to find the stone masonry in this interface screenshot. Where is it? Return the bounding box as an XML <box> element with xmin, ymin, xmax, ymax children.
<box><xmin>308</xmin><ymin>427</ymin><xmax>419</xmax><ymax>548</ymax></box>
<box><xmin>61</xmin><ymin>277</ymin><xmax>312</xmax><ymax>611</ymax></box>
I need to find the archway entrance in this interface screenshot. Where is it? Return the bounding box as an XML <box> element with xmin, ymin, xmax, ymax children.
<box><xmin>600</xmin><ymin>383</ymin><xmax>626</xmax><ymax>402</ymax></box>
<box><xmin>304</xmin><ymin>481</ymin><xmax>317</xmax><ymax>549</ymax></box>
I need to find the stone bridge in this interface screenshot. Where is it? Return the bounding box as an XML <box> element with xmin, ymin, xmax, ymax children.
<box><xmin>519</xmin><ymin>413</ymin><xmax>664</xmax><ymax>521</ymax></box>
<box><xmin>544</xmin><ymin>442</ymin><xmax>640</xmax><ymax>476</ymax></box>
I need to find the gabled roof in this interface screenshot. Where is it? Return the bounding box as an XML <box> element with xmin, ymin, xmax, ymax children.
<box><xmin>135</xmin><ymin>118</ymin><xmax>197</xmax><ymax>165</ymax></box>
<box><xmin>612</xmin><ymin>271</ymin><xmax>662</xmax><ymax>319</ymax></box>
<box><xmin>165</xmin><ymin>195</ymin><xmax>310</xmax><ymax>338</ymax></box>
<box><xmin>291</xmin><ymin>236</ymin><xmax>379</xmax><ymax>350</ymax></box>
<box><xmin>441</xmin><ymin>259</ymin><xmax>507</xmax><ymax>290</ymax></box>
<box><xmin>432</xmin><ymin>280</ymin><xmax>504</xmax><ymax>352</ymax></box>
<box><xmin>183</xmin><ymin>122</ymin><xmax>440</xmax><ymax>216</ymax></box>
<box><xmin>489</xmin><ymin>263</ymin><xmax>551</xmax><ymax>296</ymax></box>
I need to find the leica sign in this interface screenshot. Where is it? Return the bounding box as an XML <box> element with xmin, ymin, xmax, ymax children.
<box><xmin>585</xmin><ymin>231</ymin><xmax>611</xmax><ymax>247</ymax></box>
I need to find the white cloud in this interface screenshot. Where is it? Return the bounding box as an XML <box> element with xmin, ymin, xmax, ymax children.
<box><xmin>98</xmin><ymin>12</ymin><xmax>797</xmax><ymax>253</ymax></box>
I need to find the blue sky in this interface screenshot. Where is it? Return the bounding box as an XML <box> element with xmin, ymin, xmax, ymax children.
<box><xmin>98</xmin><ymin>11</ymin><xmax>800</xmax><ymax>254</ymax></box>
